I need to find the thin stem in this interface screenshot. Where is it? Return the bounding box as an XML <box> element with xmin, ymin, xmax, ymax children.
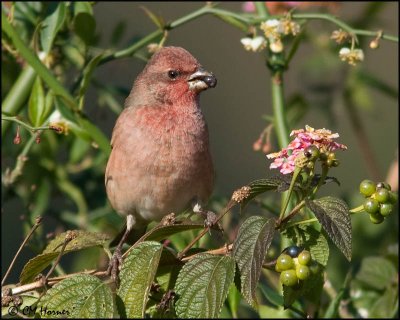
<box><xmin>181</xmin><ymin>244</ymin><xmax>233</xmax><ymax>262</ymax></box>
<box><xmin>279</xmin><ymin>167</ymin><xmax>302</xmax><ymax>220</ymax></box>
<box><xmin>311</xmin><ymin>164</ymin><xmax>329</xmax><ymax>199</ymax></box>
<box><xmin>2</xmin><ymin>217</ymin><xmax>42</xmax><ymax>286</ymax></box>
<box><xmin>254</xmin><ymin>2</ymin><xmax>269</xmax><ymax>19</ymax></box>
<box><xmin>177</xmin><ymin>200</ymin><xmax>236</xmax><ymax>260</ymax></box>
<box><xmin>277</xmin><ymin>199</ymin><xmax>306</xmax><ymax>228</ymax></box>
<box><xmin>271</xmin><ymin>71</ymin><xmax>290</xmax><ymax>148</ymax></box>
<box><xmin>285</xmin><ymin>217</ymin><xmax>318</xmax><ymax>229</ymax></box>
<box><xmin>3</xmin><ymin>135</ymin><xmax>36</xmax><ymax>186</ymax></box>
<box><xmin>10</xmin><ymin>270</ymin><xmax>108</xmax><ymax>296</ymax></box>
<box><xmin>1</xmin><ymin>115</ymin><xmax>53</xmax><ymax>134</ymax></box>
<box><xmin>349</xmin><ymin>204</ymin><xmax>364</xmax><ymax>214</ymax></box>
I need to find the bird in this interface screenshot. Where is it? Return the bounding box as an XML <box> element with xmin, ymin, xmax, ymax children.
<box><xmin>105</xmin><ymin>46</ymin><xmax>217</xmax><ymax>280</ymax></box>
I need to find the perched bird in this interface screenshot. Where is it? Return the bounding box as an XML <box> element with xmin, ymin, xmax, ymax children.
<box><xmin>105</xmin><ymin>46</ymin><xmax>217</xmax><ymax>278</ymax></box>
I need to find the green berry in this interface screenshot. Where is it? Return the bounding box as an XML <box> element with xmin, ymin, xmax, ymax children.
<box><xmin>380</xmin><ymin>203</ymin><xmax>393</xmax><ymax>216</ymax></box>
<box><xmin>286</xmin><ymin>246</ymin><xmax>301</xmax><ymax>258</ymax></box>
<box><xmin>280</xmin><ymin>270</ymin><xmax>298</xmax><ymax>287</ymax></box>
<box><xmin>326</xmin><ymin>159</ymin><xmax>333</xmax><ymax>167</ymax></box>
<box><xmin>369</xmin><ymin>212</ymin><xmax>384</xmax><ymax>224</ymax></box>
<box><xmin>376</xmin><ymin>182</ymin><xmax>391</xmax><ymax>191</ymax></box>
<box><xmin>319</xmin><ymin>152</ymin><xmax>328</xmax><ymax>161</ymax></box>
<box><xmin>298</xmin><ymin>250</ymin><xmax>311</xmax><ymax>266</ymax></box>
<box><xmin>375</xmin><ymin>188</ymin><xmax>390</xmax><ymax>203</ymax></box>
<box><xmin>309</xmin><ymin>261</ymin><xmax>320</xmax><ymax>275</ymax></box>
<box><xmin>304</xmin><ymin>145</ymin><xmax>320</xmax><ymax>161</ymax></box>
<box><xmin>276</xmin><ymin>254</ymin><xmax>295</xmax><ymax>271</ymax></box>
<box><xmin>328</xmin><ymin>152</ymin><xmax>336</xmax><ymax>160</ymax></box>
<box><xmin>363</xmin><ymin>198</ymin><xmax>380</xmax><ymax>214</ymax></box>
<box><xmin>359</xmin><ymin>180</ymin><xmax>376</xmax><ymax>197</ymax></box>
<box><xmin>296</xmin><ymin>265</ymin><xmax>311</xmax><ymax>280</ymax></box>
<box><xmin>389</xmin><ymin>191</ymin><xmax>398</xmax><ymax>204</ymax></box>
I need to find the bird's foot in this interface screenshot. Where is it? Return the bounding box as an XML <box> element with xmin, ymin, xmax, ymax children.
<box><xmin>107</xmin><ymin>246</ymin><xmax>123</xmax><ymax>287</ymax></box>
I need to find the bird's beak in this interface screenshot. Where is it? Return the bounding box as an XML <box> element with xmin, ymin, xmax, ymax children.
<box><xmin>188</xmin><ymin>68</ymin><xmax>217</xmax><ymax>92</ymax></box>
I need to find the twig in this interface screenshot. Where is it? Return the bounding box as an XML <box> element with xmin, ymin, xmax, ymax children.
<box><xmin>44</xmin><ymin>231</ymin><xmax>76</xmax><ymax>281</ymax></box>
<box><xmin>276</xmin><ymin>200</ymin><xmax>306</xmax><ymax>228</ymax></box>
<box><xmin>181</xmin><ymin>243</ymin><xmax>233</xmax><ymax>262</ymax></box>
<box><xmin>2</xmin><ymin>217</ymin><xmax>42</xmax><ymax>286</ymax></box>
<box><xmin>177</xmin><ymin>200</ymin><xmax>236</xmax><ymax>260</ymax></box>
<box><xmin>1</xmin><ymin>115</ymin><xmax>55</xmax><ymax>135</ymax></box>
<box><xmin>10</xmin><ymin>270</ymin><xmax>108</xmax><ymax>296</ymax></box>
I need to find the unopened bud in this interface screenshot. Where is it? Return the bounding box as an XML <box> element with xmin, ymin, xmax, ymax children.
<box><xmin>369</xmin><ymin>39</ymin><xmax>379</xmax><ymax>49</ymax></box>
<box><xmin>13</xmin><ymin>126</ymin><xmax>21</xmax><ymax>144</ymax></box>
<box><xmin>253</xmin><ymin>138</ymin><xmax>262</xmax><ymax>151</ymax></box>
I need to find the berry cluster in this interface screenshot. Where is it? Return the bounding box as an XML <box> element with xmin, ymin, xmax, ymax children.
<box><xmin>359</xmin><ymin>180</ymin><xmax>397</xmax><ymax>224</ymax></box>
<box><xmin>303</xmin><ymin>145</ymin><xmax>340</xmax><ymax>168</ymax></box>
<box><xmin>275</xmin><ymin>246</ymin><xmax>319</xmax><ymax>287</ymax></box>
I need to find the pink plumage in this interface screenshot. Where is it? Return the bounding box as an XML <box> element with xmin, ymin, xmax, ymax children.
<box><xmin>105</xmin><ymin>46</ymin><xmax>216</xmax><ymax>230</ymax></box>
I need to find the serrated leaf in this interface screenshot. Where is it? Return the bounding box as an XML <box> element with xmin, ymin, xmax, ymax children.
<box><xmin>20</xmin><ymin>231</ymin><xmax>110</xmax><ymax>284</ymax></box>
<box><xmin>241</xmin><ymin>176</ymin><xmax>292</xmax><ymax>208</ymax></box>
<box><xmin>28</xmin><ymin>77</ymin><xmax>45</xmax><ymax>126</ymax></box>
<box><xmin>40</xmin><ymin>3</ymin><xmax>66</xmax><ymax>53</ymax></box>
<box><xmin>355</xmin><ymin>256</ymin><xmax>396</xmax><ymax>290</ymax></box>
<box><xmin>175</xmin><ymin>253</ymin><xmax>235</xmax><ymax>318</ymax></box>
<box><xmin>43</xmin><ymin>230</ymin><xmax>110</xmax><ymax>253</ymax></box>
<box><xmin>232</xmin><ymin>216</ymin><xmax>275</xmax><ymax>307</ymax></box>
<box><xmin>282</xmin><ymin>224</ymin><xmax>329</xmax><ymax>266</ymax></box>
<box><xmin>39</xmin><ymin>274</ymin><xmax>114</xmax><ymax>318</ymax></box>
<box><xmin>117</xmin><ymin>241</ymin><xmax>163</xmax><ymax>318</ymax></box>
<box><xmin>306</xmin><ymin>197</ymin><xmax>352</xmax><ymax>261</ymax></box>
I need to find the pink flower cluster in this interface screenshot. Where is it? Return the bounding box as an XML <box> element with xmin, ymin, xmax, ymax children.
<box><xmin>267</xmin><ymin>125</ymin><xmax>347</xmax><ymax>174</ymax></box>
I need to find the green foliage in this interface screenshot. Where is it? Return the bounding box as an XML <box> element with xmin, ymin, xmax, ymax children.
<box><xmin>1</xmin><ymin>2</ymin><xmax>398</xmax><ymax>319</ymax></box>
<box><xmin>19</xmin><ymin>231</ymin><xmax>110</xmax><ymax>284</ymax></box>
<box><xmin>306</xmin><ymin>197</ymin><xmax>352</xmax><ymax>261</ymax></box>
<box><xmin>175</xmin><ymin>254</ymin><xmax>235</xmax><ymax>318</ymax></box>
<box><xmin>232</xmin><ymin>216</ymin><xmax>275</xmax><ymax>307</ymax></box>
<box><xmin>39</xmin><ymin>274</ymin><xmax>115</xmax><ymax>318</ymax></box>
<box><xmin>117</xmin><ymin>241</ymin><xmax>163</xmax><ymax>318</ymax></box>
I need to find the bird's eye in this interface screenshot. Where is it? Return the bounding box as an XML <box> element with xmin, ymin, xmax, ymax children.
<box><xmin>168</xmin><ymin>70</ymin><xmax>179</xmax><ymax>79</ymax></box>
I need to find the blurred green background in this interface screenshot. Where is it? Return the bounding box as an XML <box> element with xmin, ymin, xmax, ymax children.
<box><xmin>2</xmin><ymin>2</ymin><xmax>398</xmax><ymax>314</ymax></box>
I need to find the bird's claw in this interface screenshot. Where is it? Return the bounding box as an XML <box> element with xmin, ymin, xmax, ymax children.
<box><xmin>107</xmin><ymin>246</ymin><xmax>123</xmax><ymax>287</ymax></box>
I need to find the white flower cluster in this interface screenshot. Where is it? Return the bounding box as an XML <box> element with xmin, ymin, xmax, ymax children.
<box><xmin>240</xmin><ymin>18</ymin><xmax>300</xmax><ymax>54</ymax></box>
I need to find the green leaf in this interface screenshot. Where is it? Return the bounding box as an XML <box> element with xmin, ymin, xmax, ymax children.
<box><xmin>117</xmin><ymin>241</ymin><xmax>163</xmax><ymax>318</ymax></box>
<box><xmin>232</xmin><ymin>216</ymin><xmax>275</xmax><ymax>307</ymax></box>
<box><xmin>241</xmin><ymin>176</ymin><xmax>293</xmax><ymax>208</ymax></box>
<box><xmin>39</xmin><ymin>274</ymin><xmax>114</xmax><ymax>318</ymax></box>
<box><xmin>40</xmin><ymin>3</ymin><xmax>66</xmax><ymax>53</ymax></box>
<box><xmin>369</xmin><ymin>285</ymin><xmax>398</xmax><ymax>318</ymax></box>
<box><xmin>306</xmin><ymin>197</ymin><xmax>352</xmax><ymax>261</ymax></box>
<box><xmin>355</xmin><ymin>256</ymin><xmax>397</xmax><ymax>290</ymax></box>
<box><xmin>226</xmin><ymin>283</ymin><xmax>241</xmax><ymax>318</ymax></box>
<box><xmin>28</xmin><ymin>77</ymin><xmax>45</xmax><ymax>126</ymax></box>
<box><xmin>78</xmin><ymin>53</ymin><xmax>105</xmax><ymax>109</ymax></box>
<box><xmin>282</xmin><ymin>224</ymin><xmax>329</xmax><ymax>266</ymax></box>
<box><xmin>175</xmin><ymin>253</ymin><xmax>235</xmax><ymax>318</ymax></box>
<box><xmin>73</xmin><ymin>3</ymin><xmax>96</xmax><ymax>45</ymax></box>
<box><xmin>20</xmin><ymin>231</ymin><xmax>110</xmax><ymax>284</ymax></box>
<box><xmin>259</xmin><ymin>305</ymin><xmax>291</xmax><ymax>318</ymax></box>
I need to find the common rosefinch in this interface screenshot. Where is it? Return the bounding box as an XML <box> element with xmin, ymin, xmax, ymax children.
<box><xmin>105</xmin><ymin>46</ymin><xmax>216</xmax><ymax>278</ymax></box>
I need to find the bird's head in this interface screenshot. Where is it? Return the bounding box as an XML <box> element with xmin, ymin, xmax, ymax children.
<box><xmin>127</xmin><ymin>46</ymin><xmax>217</xmax><ymax>107</ymax></box>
